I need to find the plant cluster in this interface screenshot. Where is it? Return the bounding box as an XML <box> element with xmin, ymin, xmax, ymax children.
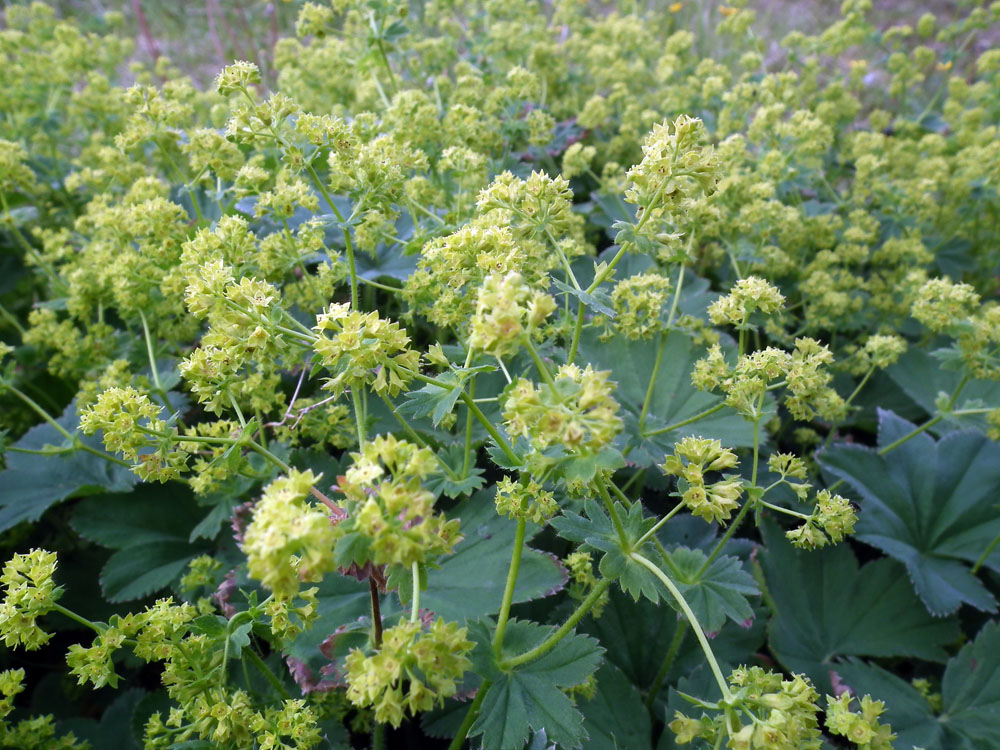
<box><xmin>2</xmin><ymin>1</ymin><xmax>1000</xmax><ymax>749</ymax></box>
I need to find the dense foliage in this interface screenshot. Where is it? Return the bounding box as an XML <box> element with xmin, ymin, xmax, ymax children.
<box><xmin>2</xmin><ymin>1</ymin><xmax>1000</xmax><ymax>748</ymax></box>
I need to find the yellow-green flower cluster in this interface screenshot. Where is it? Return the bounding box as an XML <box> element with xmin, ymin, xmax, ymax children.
<box><xmin>345</xmin><ymin>618</ymin><xmax>473</xmax><ymax>727</ymax></box>
<box><xmin>825</xmin><ymin>693</ymin><xmax>896</xmax><ymax>749</ymax></box>
<box><xmin>671</xmin><ymin>666</ymin><xmax>824</xmax><ymax>749</ymax></box>
<box><xmin>910</xmin><ymin>277</ymin><xmax>980</xmax><ymax>332</ymax></box>
<box><xmin>0</xmin><ymin>139</ymin><xmax>37</xmax><ymax>194</ymax></box>
<box><xmin>243</xmin><ymin>469</ymin><xmax>336</xmax><ymax>599</ymax></box>
<box><xmin>469</xmin><ymin>271</ymin><xmax>556</xmax><ymax>358</ymax></box>
<box><xmin>477</xmin><ymin>171</ymin><xmax>587</xmax><ymax>249</ymax></box>
<box><xmin>609</xmin><ymin>272</ymin><xmax>673</xmax><ymax>340</ymax></box>
<box><xmin>0</xmin><ymin>550</ymin><xmax>61</xmax><ymax>651</ymax></box>
<box><xmin>405</xmin><ymin>222</ymin><xmax>542</xmax><ymax>328</ymax></box>
<box><xmin>333</xmin><ymin>435</ymin><xmax>460</xmax><ymax>569</ymax></box>
<box><xmin>659</xmin><ymin>437</ymin><xmax>743</xmax><ymax>524</ymax></box>
<box><xmin>848</xmin><ymin>334</ymin><xmax>908</xmax><ymax>375</ymax></box>
<box><xmin>564</xmin><ymin>551</ymin><xmax>608</xmax><ymax>616</ymax></box>
<box><xmin>494</xmin><ymin>477</ymin><xmax>558</xmax><ymax>525</ymax></box>
<box><xmin>708</xmin><ymin>276</ymin><xmax>785</xmax><ymax>328</ymax></box>
<box><xmin>786</xmin><ymin>490</ymin><xmax>857</xmax><ymax>550</ymax></box>
<box><xmin>66</xmin><ymin>625</ymin><xmax>126</xmax><ymax>689</ymax></box>
<box><xmin>503</xmin><ymin>364</ymin><xmax>623</xmax><ymax>456</ymax></box>
<box><xmin>624</xmin><ymin>115</ymin><xmax>719</xmax><ymax>220</ymax></box>
<box><xmin>79</xmin><ymin>386</ymin><xmax>189</xmax><ymax>481</ymax></box>
<box><xmin>693</xmin><ymin>338</ymin><xmax>845</xmax><ymax>421</ymax></box>
<box><xmin>0</xmin><ymin>668</ymin><xmax>86</xmax><ymax>750</ymax></box>
<box><xmin>767</xmin><ymin>452</ymin><xmax>812</xmax><ymax>501</ymax></box>
<box><xmin>313</xmin><ymin>303</ymin><xmax>420</xmax><ymax>398</ymax></box>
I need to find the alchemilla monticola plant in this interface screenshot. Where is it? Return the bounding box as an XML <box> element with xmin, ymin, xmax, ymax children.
<box><xmin>1</xmin><ymin>1</ymin><xmax>1000</xmax><ymax>748</ymax></box>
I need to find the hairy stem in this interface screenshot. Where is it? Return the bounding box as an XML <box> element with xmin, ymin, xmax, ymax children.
<box><xmin>493</xmin><ymin>518</ymin><xmax>526</xmax><ymax>657</ymax></box>
<box><xmin>448</xmin><ymin>681</ymin><xmax>490</xmax><ymax>750</ymax></box>
<box><xmin>630</xmin><ymin>553</ymin><xmax>732</xmax><ymax>702</ymax></box>
<box><xmin>500</xmin><ymin>579</ymin><xmax>611</xmax><ymax>670</ymax></box>
<box><xmin>643</xmin><ymin>402</ymin><xmax>726</xmax><ymax>438</ymax></box>
<box><xmin>244</xmin><ymin>648</ymin><xmax>291</xmax><ymax>700</ymax></box>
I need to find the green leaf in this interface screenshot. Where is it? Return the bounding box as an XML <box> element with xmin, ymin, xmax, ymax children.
<box><xmin>399</xmin><ymin>372</ymin><xmax>462</xmax><ymax>427</ymax></box>
<box><xmin>665</xmin><ymin>548</ymin><xmax>758</xmax><ymax>634</ymax></box>
<box><xmin>421</xmin><ymin>494</ymin><xmax>567</xmax><ymax>622</ymax></box>
<box><xmin>819</xmin><ymin>409</ymin><xmax>1000</xmax><ymax>615</ymax></box>
<box><xmin>0</xmin><ymin>402</ymin><xmax>136</xmax><ymax>532</ymax></box>
<box><xmin>887</xmin><ymin>347</ymin><xmax>1000</xmax><ymax>435</ymax></box>
<box><xmin>72</xmin><ymin>484</ymin><xmax>204</xmax><ymax>548</ymax></box>
<box><xmin>579</xmin><ymin>662</ymin><xmax>652</xmax><ymax>750</ymax></box>
<box><xmin>559</xmin><ymin>447</ymin><xmax>626</xmax><ymax>485</ymax></box>
<box><xmin>834</xmin><ymin>621</ymin><xmax>1000</xmax><ymax>750</ymax></box>
<box><xmin>100</xmin><ymin>541</ymin><xmax>204</xmax><ymax>603</ymax></box>
<box><xmin>72</xmin><ymin>484</ymin><xmax>211</xmax><ymax>602</ymax></box>
<box><xmin>574</xmin><ymin>329</ymin><xmax>756</xmax><ymax>467</ymax></box>
<box><xmin>759</xmin><ymin>519</ymin><xmax>960</xmax><ymax>693</ymax></box>
<box><xmin>353</xmin><ymin>241</ymin><xmax>418</xmax><ymax>281</ymax></box>
<box><xmin>57</xmin><ymin>688</ymin><xmax>145</xmax><ymax>750</ymax></box>
<box><xmin>552</xmin><ymin>279</ymin><xmax>616</xmax><ymax>318</ymax></box>
<box><xmin>552</xmin><ymin>499</ymin><xmax>663</xmax><ymax>603</ymax></box>
<box><xmin>467</xmin><ymin>619</ymin><xmax>604</xmax><ymax>750</ymax></box>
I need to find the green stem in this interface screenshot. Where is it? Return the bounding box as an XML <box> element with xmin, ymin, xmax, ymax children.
<box><xmin>639</xmin><ymin>331</ymin><xmax>668</xmax><ymax>429</ymax></box>
<box><xmin>500</xmin><ymin>579</ymin><xmax>611</xmax><ymax>670</ymax></box>
<box><xmin>7</xmin><ymin>384</ymin><xmax>74</xmax><ymax>442</ymax></box>
<box><xmin>372</xmin><ymin>723</ymin><xmax>386</xmax><ymax>750</ymax></box>
<box><xmin>306</xmin><ymin>163</ymin><xmax>358</xmax><ymax>310</ymax></box>
<box><xmin>972</xmin><ymin>531</ymin><xmax>1000</xmax><ymax>574</ymax></box>
<box><xmin>458</xmin><ymin>391</ymin><xmax>521</xmax><ymax>466</ymax></box>
<box><xmin>229</xmin><ymin>391</ymin><xmax>247</xmax><ymax>428</ymax></box>
<box><xmin>247</xmin><ymin>441</ymin><xmax>293</xmax><ymax>473</ymax></box>
<box><xmin>448</xmin><ymin>681</ymin><xmax>490</xmax><ymax>750</ymax></box>
<box><xmin>0</xmin><ymin>302</ymin><xmax>26</xmax><ymax>335</ymax></box>
<box><xmin>144</xmin><ymin>427</ymin><xmax>232</xmax><ymax>446</ymax></box>
<box><xmin>351</xmin><ymin>389</ymin><xmax>367</xmax><ymax>446</ymax></box>
<box><xmin>665</xmin><ymin>250</ymin><xmax>689</xmax><ymax>328</ymax></box>
<box><xmin>137</xmin><ymin>310</ymin><xmax>168</xmax><ymax>401</ymax></box>
<box><xmin>630</xmin><ymin>553</ymin><xmax>732</xmax><ymax>702</ymax></box>
<box><xmin>643</xmin><ymin>402</ymin><xmax>725</xmax><ymax>438</ymax></box>
<box><xmin>695</xmin><ymin>413</ymin><xmax>761</xmax><ymax>578</ymax></box>
<box><xmin>410</xmin><ymin>562</ymin><xmax>421</xmax><ymax>622</ymax></box>
<box><xmin>605</xmin><ymin>476</ymin><xmax>635</xmax><ymax>509</ymax></box>
<box><xmin>567</xmin><ymin>301</ymin><xmax>585</xmax><ymax>366</ymax></box>
<box><xmin>595</xmin><ymin>478</ymin><xmax>629</xmax><ymax>548</ymax></box>
<box><xmin>876</xmin><ymin>414</ymin><xmax>942</xmax><ymax>456</ymax></box>
<box><xmin>635</xmin><ymin>502</ymin><xmax>686</xmax><ymax>548</ymax></box>
<box><xmin>77</xmin><ymin>442</ymin><xmax>131</xmax><ymax>467</ymax></box>
<box><xmin>694</xmin><ymin>471</ymin><xmax>757</xmax><ymax>581</ymax></box>
<box><xmin>244</xmin><ymin>648</ymin><xmax>291</xmax><ymax>700</ymax></box>
<box><xmin>523</xmin><ymin>337</ymin><xmax>556</xmax><ymax>392</ymax></box>
<box><xmin>493</xmin><ymin>518</ymin><xmax>526</xmax><ymax>657</ymax></box>
<box><xmin>463</xmin><ymin>379</ymin><xmax>475</xmax><ymax>477</ymax></box>
<box><xmin>52</xmin><ymin>604</ymin><xmax>104</xmax><ymax>635</ymax></box>
<box><xmin>358</xmin><ymin>276</ymin><xmax>402</xmax><ymax>293</ymax></box>
<box><xmin>645</xmin><ymin>620</ymin><xmax>688</xmax><ymax>710</ymax></box>
<box><xmin>758</xmin><ymin>500</ymin><xmax>811</xmax><ymax>521</ymax></box>
<box><xmin>544</xmin><ymin>227</ymin><xmax>580</xmax><ymax>290</ymax></box>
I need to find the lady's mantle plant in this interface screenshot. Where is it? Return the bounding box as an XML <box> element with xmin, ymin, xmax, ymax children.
<box><xmin>2</xmin><ymin>1</ymin><xmax>1000</xmax><ymax>749</ymax></box>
